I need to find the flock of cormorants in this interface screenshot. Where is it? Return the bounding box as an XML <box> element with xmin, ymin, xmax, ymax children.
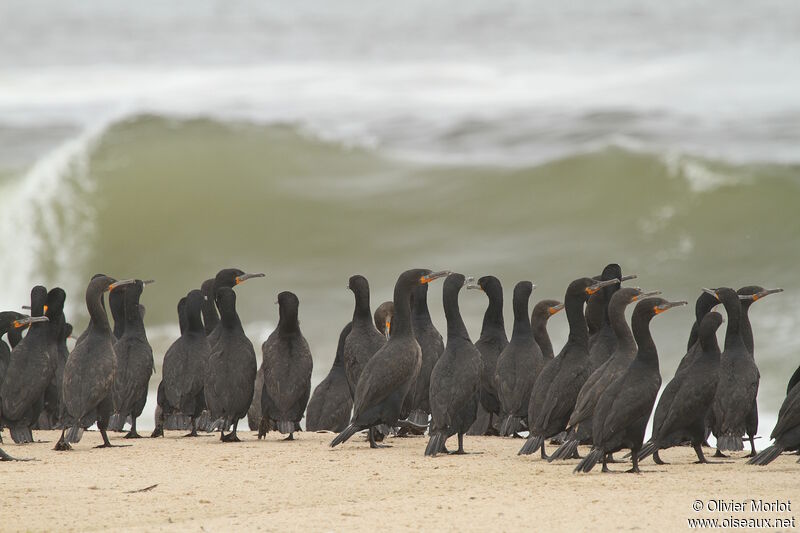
<box><xmin>1</xmin><ymin>264</ymin><xmax>798</xmax><ymax>473</ymax></box>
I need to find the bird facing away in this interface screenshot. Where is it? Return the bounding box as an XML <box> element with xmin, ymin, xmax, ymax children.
<box><xmin>56</xmin><ymin>276</ymin><xmax>137</xmax><ymax>450</ymax></box>
<box><xmin>575</xmin><ymin>297</ymin><xmax>686</xmax><ymax>474</ymax></box>
<box><xmin>306</xmin><ymin>322</ymin><xmax>353</xmax><ymax>432</ymax></box>
<box><xmin>258</xmin><ymin>291</ymin><xmax>313</xmax><ymax>441</ymax></box>
<box><xmin>330</xmin><ymin>269</ymin><xmax>449</xmax><ymax>448</ymax></box>
<box><xmin>110</xmin><ymin>280</ymin><xmax>154</xmax><ymax>439</ymax></box>
<box><xmin>519</xmin><ymin>277</ymin><xmax>620</xmax><ymax>458</ymax></box>
<box><xmin>425</xmin><ymin>273</ymin><xmax>482</xmax><ymax>457</ymax></box>
<box><xmin>342</xmin><ymin>275</ymin><xmax>386</xmax><ymax>398</ymax></box>
<box><xmin>639</xmin><ymin>311</ymin><xmax>723</xmax><ymax>464</ymax></box>
<box><xmin>204</xmin><ymin>287</ymin><xmax>258</xmax><ymax>442</ymax></box>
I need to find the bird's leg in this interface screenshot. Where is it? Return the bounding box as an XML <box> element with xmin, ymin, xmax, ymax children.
<box><xmin>221</xmin><ymin>421</ymin><xmax>241</xmax><ymax>443</ymax></box>
<box><xmin>484</xmin><ymin>413</ymin><xmax>499</xmax><ymax>437</ymax></box>
<box><xmin>540</xmin><ymin>442</ymin><xmax>550</xmax><ymax>460</ymax></box>
<box><xmin>54</xmin><ymin>429</ymin><xmax>72</xmax><ymax>451</ymax></box>
<box><xmin>95</xmin><ymin>423</ymin><xmax>130</xmax><ymax>448</ymax></box>
<box><xmin>184</xmin><ymin>417</ymin><xmax>198</xmax><ymax>438</ymax></box>
<box><xmin>626</xmin><ymin>453</ymin><xmax>641</xmax><ymax>474</ymax></box>
<box><xmin>713</xmin><ymin>448</ymin><xmax>729</xmax><ymax>458</ymax></box>
<box><xmin>283</xmin><ymin>432</ymin><xmax>294</xmax><ymax>441</ymax></box>
<box><xmin>257</xmin><ymin>417</ymin><xmax>269</xmax><ymax>440</ymax></box>
<box><xmin>746</xmin><ymin>435</ymin><xmax>757</xmax><ymax>458</ymax></box>
<box><xmin>449</xmin><ymin>433</ymin><xmax>466</xmax><ymax>455</ymax></box>
<box><xmin>124</xmin><ymin>417</ymin><xmax>142</xmax><ymax>439</ymax></box>
<box><xmin>693</xmin><ymin>442</ymin><xmax>722</xmax><ymax>464</ymax></box>
<box><xmin>653</xmin><ymin>450</ymin><xmax>668</xmax><ymax>465</ymax></box>
<box><xmin>601</xmin><ymin>454</ymin><xmax>613</xmax><ymax>473</ymax></box>
<box><xmin>369</xmin><ymin>427</ymin><xmax>390</xmax><ymax>449</ymax></box>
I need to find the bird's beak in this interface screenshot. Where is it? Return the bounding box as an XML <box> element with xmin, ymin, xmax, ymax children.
<box><xmin>384</xmin><ymin>321</ymin><xmax>391</xmax><ymax>340</ymax></box>
<box><xmin>420</xmin><ymin>271</ymin><xmax>450</xmax><ymax>284</ymax></box>
<box><xmin>654</xmin><ymin>301</ymin><xmax>688</xmax><ymax>314</ymax></box>
<box><xmin>620</xmin><ymin>274</ymin><xmax>638</xmax><ymax>282</ymax></box>
<box><xmin>752</xmin><ymin>288</ymin><xmax>784</xmax><ymax>301</ymax></box>
<box><xmin>633</xmin><ymin>290</ymin><xmax>661</xmax><ymax>301</ymax></box>
<box><xmin>701</xmin><ymin>288</ymin><xmax>720</xmax><ymax>300</ymax></box>
<box><xmin>13</xmin><ymin>316</ymin><xmax>49</xmax><ymax>328</ymax></box>
<box><xmin>549</xmin><ymin>303</ymin><xmax>565</xmax><ymax>315</ymax></box>
<box><xmin>465</xmin><ymin>280</ymin><xmax>484</xmax><ymax>291</ymax></box>
<box><xmin>586</xmin><ymin>278</ymin><xmax>620</xmax><ymax>295</ymax></box>
<box><xmin>109</xmin><ymin>279</ymin><xmax>136</xmax><ymax>291</ymax></box>
<box><xmin>235</xmin><ymin>272</ymin><xmax>265</xmax><ymax>285</ymax></box>
<box><xmin>21</xmin><ymin>305</ymin><xmax>30</xmax><ymax>310</ymax></box>
<box><xmin>142</xmin><ymin>279</ymin><xmax>156</xmax><ymax>286</ymax></box>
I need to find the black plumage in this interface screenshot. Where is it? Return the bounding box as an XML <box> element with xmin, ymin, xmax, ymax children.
<box><xmin>342</xmin><ymin>275</ymin><xmax>386</xmax><ymax>397</ymax></box>
<box><xmin>206</xmin><ymin>268</ymin><xmax>264</xmax><ymax>349</ymax></box>
<box><xmin>204</xmin><ymin>287</ymin><xmax>257</xmax><ymax>442</ymax></box>
<box><xmin>639</xmin><ymin>312</ymin><xmax>723</xmax><ymax>464</ymax></box>
<box><xmin>748</xmin><ymin>371</ymin><xmax>800</xmax><ymax>466</ymax></box>
<box><xmin>258</xmin><ymin>291</ymin><xmax>313</xmax><ymax>440</ymax></box>
<box><xmin>330</xmin><ymin>269</ymin><xmax>448</xmax><ymax>448</ymax></box>
<box><xmin>374</xmin><ymin>301</ymin><xmax>394</xmax><ymax>340</ymax></box>
<box><xmin>425</xmin><ymin>274</ymin><xmax>481</xmax><ymax>457</ymax></box>
<box><xmin>531</xmin><ymin>299</ymin><xmax>564</xmax><ymax>360</ymax></box>
<box><xmin>306</xmin><ymin>323</ymin><xmax>353</xmax><ymax>432</ymax></box>
<box><xmin>520</xmin><ymin>278</ymin><xmax>619</xmax><ymax>458</ymax></box>
<box><xmin>575</xmin><ymin>297</ymin><xmax>684</xmax><ymax>474</ymax></box>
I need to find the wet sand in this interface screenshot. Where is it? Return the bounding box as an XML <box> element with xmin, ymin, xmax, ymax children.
<box><xmin>1</xmin><ymin>430</ymin><xmax>797</xmax><ymax>532</ymax></box>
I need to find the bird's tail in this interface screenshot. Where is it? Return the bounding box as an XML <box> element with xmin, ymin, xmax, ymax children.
<box><xmin>500</xmin><ymin>415</ymin><xmax>521</xmax><ymax>437</ymax></box>
<box><xmin>747</xmin><ymin>445</ymin><xmax>783</xmax><ymax>466</ymax></box>
<box><xmin>65</xmin><ymin>425</ymin><xmax>84</xmax><ymax>444</ymax></box>
<box><xmin>574</xmin><ymin>447</ymin><xmax>604</xmax><ymax>474</ymax></box>
<box><xmin>107</xmin><ymin>414</ymin><xmax>126</xmax><ymax>432</ymax></box>
<box><xmin>717</xmin><ymin>433</ymin><xmax>744</xmax><ymax>452</ymax></box>
<box><xmin>425</xmin><ymin>431</ymin><xmax>447</xmax><ymax>457</ymax></box>
<box><xmin>9</xmin><ymin>425</ymin><xmax>33</xmax><ymax>444</ymax></box>
<box><xmin>518</xmin><ymin>434</ymin><xmax>544</xmax><ymax>456</ymax></box>
<box><xmin>277</xmin><ymin>420</ymin><xmax>295</xmax><ymax>434</ymax></box>
<box><xmin>196</xmin><ymin>410</ymin><xmax>216</xmax><ymax>432</ymax></box>
<box><xmin>396</xmin><ymin>418</ymin><xmax>428</xmax><ymax>433</ymax></box>
<box><xmin>330</xmin><ymin>423</ymin><xmax>361</xmax><ymax>448</ymax></box>
<box><xmin>548</xmin><ymin>438</ymin><xmax>579</xmax><ymax>462</ymax></box>
<box><xmin>637</xmin><ymin>439</ymin><xmax>657</xmax><ymax>462</ymax></box>
<box><xmin>165</xmin><ymin>414</ymin><xmax>192</xmax><ymax>431</ymax></box>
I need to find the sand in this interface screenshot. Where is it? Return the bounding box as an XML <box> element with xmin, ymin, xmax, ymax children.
<box><xmin>1</xmin><ymin>430</ymin><xmax>797</xmax><ymax>532</ymax></box>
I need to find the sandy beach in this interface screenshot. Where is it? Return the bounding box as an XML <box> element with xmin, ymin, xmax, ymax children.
<box><xmin>1</xmin><ymin>430</ymin><xmax>797</xmax><ymax>532</ymax></box>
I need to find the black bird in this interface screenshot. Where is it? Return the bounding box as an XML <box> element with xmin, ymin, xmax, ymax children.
<box><xmin>531</xmin><ymin>299</ymin><xmax>564</xmax><ymax>360</ymax></box>
<box><xmin>374</xmin><ymin>301</ymin><xmax>393</xmax><ymax>339</ymax></box>
<box><xmin>550</xmin><ymin>287</ymin><xmax>653</xmax><ymax>461</ymax></box>
<box><xmin>738</xmin><ymin>285</ymin><xmax>782</xmax><ymax>457</ymax></box>
<box><xmin>258</xmin><ymin>291</ymin><xmax>313</xmax><ymax>441</ymax></box>
<box><xmin>330</xmin><ymin>269</ymin><xmax>448</xmax><ymax>448</ymax></box>
<box><xmin>673</xmin><ymin>291</ymin><xmax>720</xmax><ymax>375</ymax></box>
<box><xmin>519</xmin><ymin>278</ymin><xmax>619</xmax><ymax>458</ymax></box>
<box><xmin>586</xmin><ymin>265</ymin><xmax>635</xmax><ymax>370</ymax></box>
<box><xmin>575</xmin><ymin>297</ymin><xmax>685</xmax><ymax>474</ymax></box>
<box><xmin>342</xmin><ymin>275</ymin><xmax>386</xmax><ymax>398</ymax></box>
<box><xmin>56</xmin><ymin>276</ymin><xmax>136</xmax><ymax>450</ymax></box>
<box><xmin>35</xmin><ymin>290</ymin><xmax>70</xmax><ymax>430</ymax></box>
<box><xmin>403</xmin><ymin>280</ymin><xmax>445</xmax><ymax>429</ymax></box>
<box><xmin>1</xmin><ymin>286</ymin><xmax>54</xmax><ymax>443</ymax></box>
<box><xmin>109</xmin><ymin>280</ymin><xmax>154</xmax><ymax>438</ymax></box>
<box><xmin>110</xmin><ymin>286</ymin><xmax>126</xmax><ymax>340</ymax></box>
<box><xmin>495</xmin><ymin>281</ymin><xmax>543</xmax><ymax>436</ymax></box>
<box><xmin>152</xmin><ymin>296</ymin><xmax>190</xmax><ymax>437</ymax></box>
<box><xmin>204</xmin><ymin>287</ymin><xmax>257</xmax><ymax>442</ymax></box>
<box><xmin>306</xmin><ymin>323</ymin><xmax>353</xmax><ymax>432</ymax></box>
<box><xmin>200</xmin><ymin>278</ymin><xmax>219</xmax><ymax>336</ymax></box>
<box><xmin>708</xmin><ymin>287</ymin><xmax>760</xmax><ymax>455</ymax></box>
<box><xmin>467</xmin><ymin>275</ymin><xmax>507</xmax><ymax>436</ymax></box>
<box><xmin>207</xmin><ymin>269</ymin><xmax>264</xmax><ymax>349</ymax></box>
<box><xmin>748</xmin><ymin>372</ymin><xmax>800</xmax><ymax>465</ymax></box>
<box><xmin>160</xmin><ymin>290</ymin><xmax>211</xmax><ymax>437</ymax></box>
<box><xmin>0</xmin><ymin>311</ymin><xmax>31</xmax><ymax>444</ymax></box>
<box><xmin>788</xmin><ymin>365</ymin><xmax>800</xmax><ymax>396</ymax></box>
<box><xmin>639</xmin><ymin>312</ymin><xmax>724</xmax><ymax>464</ymax></box>
<box><xmin>425</xmin><ymin>274</ymin><xmax>482</xmax><ymax>457</ymax></box>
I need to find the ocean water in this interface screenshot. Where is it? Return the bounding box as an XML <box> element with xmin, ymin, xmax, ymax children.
<box><xmin>1</xmin><ymin>1</ymin><xmax>798</xmax><ymax>431</ymax></box>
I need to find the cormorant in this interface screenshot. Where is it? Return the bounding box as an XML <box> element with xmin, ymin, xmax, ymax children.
<box><xmin>342</xmin><ymin>275</ymin><xmax>386</xmax><ymax>397</ymax></box>
<box><xmin>708</xmin><ymin>287</ymin><xmax>760</xmax><ymax>455</ymax></box>
<box><xmin>673</xmin><ymin>291</ymin><xmax>720</xmax><ymax>375</ymax></box>
<box><xmin>374</xmin><ymin>301</ymin><xmax>394</xmax><ymax>340</ymax></box>
<box><xmin>258</xmin><ymin>291</ymin><xmax>313</xmax><ymax>441</ymax></box>
<box><xmin>519</xmin><ymin>277</ymin><xmax>619</xmax><ymax>458</ymax></box>
<box><xmin>200</xmin><ymin>279</ymin><xmax>218</xmax><ymax>336</ymax></box>
<box><xmin>586</xmin><ymin>265</ymin><xmax>634</xmax><ymax>370</ymax></box>
<box><xmin>575</xmin><ymin>297</ymin><xmax>685</xmax><ymax>474</ymax></box>
<box><xmin>306</xmin><ymin>323</ymin><xmax>353</xmax><ymax>432</ymax></box>
<box><xmin>207</xmin><ymin>269</ymin><xmax>264</xmax><ymax>348</ymax></box>
<box><xmin>639</xmin><ymin>312</ymin><xmax>724</xmax><ymax>464</ymax></box>
<box><xmin>467</xmin><ymin>275</ymin><xmax>507</xmax><ymax>436</ymax></box>
<box><xmin>159</xmin><ymin>290</ymin><xmax>210</xmax><ymax>437</ymax></box>
<box><xmin>109</xmin><ymin>280</ymin><xmax>154</xmax><ymax>438</ymax></box>
<box><xmin>330</xmin><ymin>269</ymin><xmax>448</xmax><ymax>448</ymax></box>
<box><xmin>1</xmin><ymin>286</ymin><xmax>54</xmax><ymax>443</ymax></box>
<box><xmin>748</xmin><ymin>371</ymin><xmax>800</xmax><ymax>465</ymax></box>
<box><xmin>495</xmin><ymin>281</ymin><xmax>543</xmax><ymax>436</ymax></box>
<box><xmin>204</xmin><ymin>287</ymin><xmax>257</xmax><ymax>442</ymax></box>
<box><xmin>56</xmin><ymin>276</ymin><xmax>136</xmax><ymax>450</ymax></box>
<box><xmin>550</xmin><ymin>287</ymin><xmax>654</xmax><ymax>461</ymax></box>
<box><xmin>531</xmin><ymin>299</ymin><xmax>564</xmax><ymax>360</ymax></box>
<box><xmin>425</xmin><ymin>273</ymin><xmax>481</xmax><ymax>456</ymax></box>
